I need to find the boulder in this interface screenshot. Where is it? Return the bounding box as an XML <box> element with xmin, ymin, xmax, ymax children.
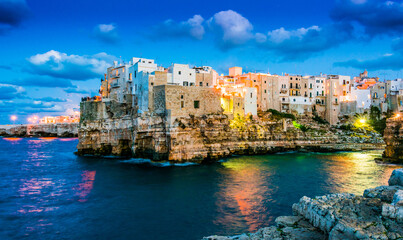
<box><xmin>363</xmin><ymin>185</ymin><xmax>403</xmax><ymax>203</ymax></box>
<box><xmin>389</xmin><ymin>169</ymin><xmax>403</xmax><ymax>187</ymax></box>
<box><xmin>392</xmin><ymin>190</ymin><xmax>403</xmax><ymax>206</ymax></box>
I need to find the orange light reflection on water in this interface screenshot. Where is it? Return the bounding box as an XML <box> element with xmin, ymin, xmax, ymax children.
<box><xmin>214</xmin><ymin>160</ymin><xmax>271</xmax><ymax>232</ymax></box>
<box><xmin>320</xmin><ymin>151</ymin><xmax>401</xmax><ymax>194</ymax></box>
<box><xmin>3</xmin><ymin>137</ymin><xmax>22</xmax><ymax>141</ymax></box>
<box><xmin>75</xmin><ymin>170</ymin><xmax>96</xmax><ymax>202</ymax></box>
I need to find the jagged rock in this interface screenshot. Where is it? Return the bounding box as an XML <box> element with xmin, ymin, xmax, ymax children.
<box><xmin>381</xmin><ymin>117</ymin><xmax>403</xmax><ymax>163</ymax></box>
<box><xmin>363</xmin><ymin>185</ymin><xmax>403</xmax><ymax>203</ymax></box>
<box><xmin>389</xmin><ymin>169</ymin><xmax>403</xmax><ymax>187</ymax></box>
<box><xmin>392</xmin><ymin>190</ymin><xmax>403</xmax><ymax>206</ymax></box>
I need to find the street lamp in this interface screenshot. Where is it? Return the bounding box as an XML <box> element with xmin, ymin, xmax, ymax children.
<box><xmin>10</xmin><ymin>115</ymin><xmax>17</xmax><ymax>124</ymax></box>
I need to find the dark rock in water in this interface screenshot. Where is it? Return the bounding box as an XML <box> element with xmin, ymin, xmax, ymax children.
<box><xmin>203</xmin><ymin>169</ymin><xmax>403</xmax><ymax>240</ymax></box>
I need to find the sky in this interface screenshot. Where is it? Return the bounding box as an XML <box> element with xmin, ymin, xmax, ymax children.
<box><xmin>0</xmin><ymin>0</ymin><xmax>403</xmax><ymax>124</ymax></box>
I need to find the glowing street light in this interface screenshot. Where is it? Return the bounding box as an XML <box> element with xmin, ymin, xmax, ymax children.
<box><xmin>10</xmin><ymin>115</ymin><xmax>17</xmax><ymax>124</ymax></box>
<box><xmin>359</xmin><ymin>118</ymin><xmax>366</xmax><ymax>124</ymax></box>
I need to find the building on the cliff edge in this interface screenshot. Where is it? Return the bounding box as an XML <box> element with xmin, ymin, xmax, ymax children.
<box><xmin>93</xmin><ymin>58</ymin><xmax>401</xmax><ymax>126</ymax></box>
<box><xmin>40</xmin><ymin>114</ymin><xmax>80</xmax><ymax>124</ymax></box>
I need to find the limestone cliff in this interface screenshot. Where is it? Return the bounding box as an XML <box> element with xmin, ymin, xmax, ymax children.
<box><xmin>76</xmin><ymin>101</ymin><xmax>384</xmax><ymax>162</ymax></box>
<box><xmin>0</xmin><ymin>123</ymin><xmax>78</xmax><ymax>137</ymax></box>
<box><xmin>382</xmin><ymin>116</ymin><xmax>403</xmax><ymax>164</ymax></box>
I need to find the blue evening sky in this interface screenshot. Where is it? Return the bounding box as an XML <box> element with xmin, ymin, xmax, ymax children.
<box><xmin>0</xmin><ymin>0</ymin><xmax>403</xmax><ymax>123</ymax></box>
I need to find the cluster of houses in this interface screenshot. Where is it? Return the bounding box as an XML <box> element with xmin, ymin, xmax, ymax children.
<box><xmin>39</xmin><ymin>114</ymin><xmax>80</xmax><ymax>124</ymax></box>
<box><xmin>97</xmin><ymin>57</ymin><xmax>403</xmax><ymax>125</ymax></box>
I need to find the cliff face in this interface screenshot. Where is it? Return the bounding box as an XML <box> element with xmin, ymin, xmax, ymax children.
<box><xmin>77</xmin><ymin>101</ymin><xmax>384</xmax><ymax>162</ymax></box>
<box><xmin>382</xmin><ymin>116</ymin><xmax>403</xmax><ymax>163</ymax></box>
<box><xmin>0</xmin><ymin>123</ymin><xmax>78</xmax><ymax>137</ymax></box>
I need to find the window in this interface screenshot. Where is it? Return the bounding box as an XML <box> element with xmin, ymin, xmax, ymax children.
<box><xmin>135</xmin><ymin>71</ymin><xmax>137</xmax><ymax>78</ymax></box>
<box><xmin>199</xmin><ymin>82</ymin><xmax>203</xmax><ymax>86</ymax></box>
<box><xmin>206</xmin><ymin>83</ymin><xmax>209</xmax><ymax>86</ymax></box>
<box><xmin>250</xmin><ymin>93</ymin><xmax>253</xmax><ymax>98</ymax></box>
<box><xmin>178</xmin><ymin>71</ymin><xmax>182</xmax><ymax>75</ymax></box>
<box><xmin>237</xmin><ymin>103</ymin><xmax>240</xmax><ymax>106</ymax></box>
<box><xmin>310</xmin><ymin>93</ymin><xmax>312</xmax><ymax>98</ymax></box>
<box><xmin>264</xmin><ymin>90</ymin><xmax>267</xmax><ymax>93</ymax></box>
<box><xmin>290</xmin><ymin>83</ymin><xmax>293</xmax><ymax>88</ymax></box>
<box><xmin>181</xmin><ymin>95</ymin><xmax>184</xmax><ymax>99</ymax></box>
<box><xmin>293</xmin><ymin>99</ymin><xmax>296</xmax><ymax>102</ymax></box>
<box><xmin>194</xmin><ymin>101</ymin><xmax>200</xmax><ymax>109</ymax></box>
<box><xmin>264</xmin><ymin>81</ymin><xmax>266</xmax><ymax>83</ymax></box>
<box><xmin>183</xmin><ymin>82</ymin><xmax>188</xmax><ymax>86</ymax></box>
<box><xmin>151</xmin><ymin>82</ymin><xmax>154</xmax><ymax>86</ymax></box>
<box><xmin>122</xmin><ymin>68</ymin><xmax>125</xmax><ymax>73</ymax></box>
<box><xmin>129</xmin><ymin>73</ymin><xmax>132</xmax><ymax>80</ymax></box>
<box><xmin>189</xmin><ymin>73</ymin><xmax>192</xmax><ymax>76</ymax></box>
<box><xmin>181</xmin><ymin>101</ymin><xmax>184</xmax><ymax>109</ymax></box>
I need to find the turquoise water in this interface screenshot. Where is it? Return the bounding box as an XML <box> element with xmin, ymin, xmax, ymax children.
<box><xmin>0</xmin><ymin>137</ymin><xmax>400</xmax><ymax>240</ymax></box>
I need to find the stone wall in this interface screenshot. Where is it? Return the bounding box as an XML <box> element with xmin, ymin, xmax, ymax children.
<box><xmin>153</xmin><ymin>85</ymin><xmax>222</xmax><ymax>122</ymax></box>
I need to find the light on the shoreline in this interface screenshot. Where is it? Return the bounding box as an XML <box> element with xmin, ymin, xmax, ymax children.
<box><xmin>10</xmin><ymin>115</ymin><xmax>17</xmax><ymax>122</ymax></box>
<box><xmin>359</xmin><ymin>118</ymin><xmax>366</xmax><ymax>124</ymax></box>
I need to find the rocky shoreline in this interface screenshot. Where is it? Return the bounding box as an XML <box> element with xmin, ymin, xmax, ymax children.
<box><xmin>204</xmin><ymin>168</ymin><xmax>403</xmax><ymax>240</ymax></box>
<box><xmin>0</xmin><ymin>123</ymin><xmax>78</xmax><ymax>138</ymax></box>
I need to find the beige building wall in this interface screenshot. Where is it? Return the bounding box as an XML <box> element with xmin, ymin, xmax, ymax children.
<box><xmin>195</xmin><ymin>72</ymin><xmax>214</xmax><ymax>87</ymax></box>
<box><xmin>153</xmin><ymin>85</ymin><xmax>222</xmax><ymax>123</ymax></box>
<box><xmin>229</xmin><ymin>67</ymin><xmax>242</xmax><ymax>77</ymax></box>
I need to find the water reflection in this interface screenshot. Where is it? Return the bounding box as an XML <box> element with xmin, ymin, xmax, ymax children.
<box><xmin>321</xmin><ymin>151</ymin><xmax>400</xmax><ymax>194</ymax></box>
<box><xmin>75</xmin><ymin>170</ymin><xmax>96</xmax><ymax>202</ymax></box>
<box><xmin>3</xmin><ymin>137</ymin><xmax>22</xmax><ymax>142</ymax></box>
<box><xmin>215</xmin><ymin>160</ymin><xmax>272</xmax><ymax>232</ymax></box>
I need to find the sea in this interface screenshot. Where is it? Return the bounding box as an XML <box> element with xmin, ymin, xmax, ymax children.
<box><xmin>0</xmin><ymin>137</ymin><xmax>399</xmax><ymax>240</ymax></box>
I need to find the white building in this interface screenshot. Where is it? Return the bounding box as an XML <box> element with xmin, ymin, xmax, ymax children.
<box><xmin>244</xmin><ymin>87</ymin><xmax>257</xmax><ymax>116</ymax></box>
<box><xmin>168</xmin><ymin>64</ymin><xmax>196</xmax><ymax>86</ymax></box>
<box><xmin>351</xmin><ymin>87</ymin><xmax>371</xmax><ymax>113</ymax></box>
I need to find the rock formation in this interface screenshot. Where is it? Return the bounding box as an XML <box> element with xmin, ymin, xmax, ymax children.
<box><xmin>0</xmin><ymin>123</ymin><xmax>78</xmax><ymax>137</ymax></box>
<box><xmin>203</xmin><ymin>168</ymin><xmax>403</xmax><ymax>240</ymax></box>
<box><xmin>77</xmin><ymin>101</ymin><xmax>384</xmax><ymax>162</ymax></box>
<box><xmin>381</xmin><ymin>116</ymin><xmax>403</xmax><ymax>164</ymax></box>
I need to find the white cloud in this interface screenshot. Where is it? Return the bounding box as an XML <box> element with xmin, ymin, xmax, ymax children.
<box><xmin>208</xmin><ymin>10</ymin><xmax>254</xmax><ymax>47</ymax></box>
<box><xmin>186</xmin><ymin>15</ymin><xmax>205</xmax><ymax>40</ymax></box>
<box><xmin>27</xmin><ymin>50</ymin><xmax>116</xmax><ymax>80</ymax></box>
<box><xmin>267</xmin><ymin>26</ymin><xmax>320</xmax><ymax>43</ymax></box>
<box><xmin>93</xmin><ymin>23</ymin><xmax>119</xmax><ymax>43</ymax></box>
